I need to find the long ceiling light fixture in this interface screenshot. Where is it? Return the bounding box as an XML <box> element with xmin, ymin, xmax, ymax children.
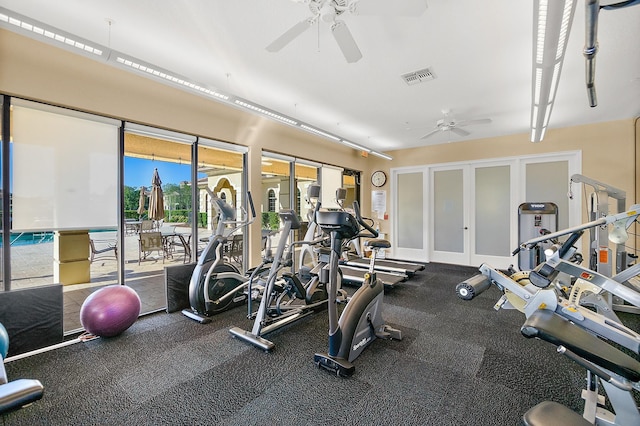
<box><xmin>370</xmin><ymin>151</ymin><xmax>393</xmax><ymax>160</ymax></box>
<box><xmin>0</xmin><ymin>9</ymin><xmax>104</xmax><ymax>57</ymax></box>
<box><xmin>530</xmin><ymin>0</ymin><xmax>577</xmax><ymax>143</ymax></box>
<box><xmin>0</xmin><ymin>6</ymin><xmax>393</xmax><ymax>160</ymax></box>
<box><xmin>114</xmin><ymin>56</ymin><xmax>229</xmax><ymax>101</ymax></box>
<box><xmin>341</xmin><ymin>140</ymin><xmax>371</xmax><ymax>152</ymax></box>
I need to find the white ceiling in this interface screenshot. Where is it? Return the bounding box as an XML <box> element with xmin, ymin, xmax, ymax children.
<box><xmin>2</xmin><ymin>0</ymin><xmax>639</xmax><ymax>153</ymax></box>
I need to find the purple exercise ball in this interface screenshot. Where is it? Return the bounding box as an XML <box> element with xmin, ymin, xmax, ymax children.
<box><xmin>80</xmin><ymin>285</ymin><xmax>141</xmax><ymax>337</ymax></box>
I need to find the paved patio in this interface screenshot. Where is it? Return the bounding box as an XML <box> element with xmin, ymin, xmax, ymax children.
<box><xmin>6</xmin><ymin>228</ymin><xmax>210</xmax><ymax>334</ymax></box>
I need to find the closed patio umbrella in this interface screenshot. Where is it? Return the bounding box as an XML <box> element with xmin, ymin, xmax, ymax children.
<box><xmin>148</xmin><ymin>168</ymin><xmax>165</xmax><ymax>221</ymax></box>
<box><xmin>137</xmin><ymin>186</ymin><xmax>147</xmax><ymax>219</ymax></box>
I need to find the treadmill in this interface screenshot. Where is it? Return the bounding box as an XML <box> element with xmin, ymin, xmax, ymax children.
<box><xmin>344</xmin><ymin>256</ymin><xmax>424</xmax><ymax>277</ymax></box>
<box><xmin>339</xmin><ymin>264</ymin><xmax>407</xmax><ymax>288</ymax></box>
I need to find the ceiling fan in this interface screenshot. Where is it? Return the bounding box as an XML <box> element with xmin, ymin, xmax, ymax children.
<box><xmin>420</xmin><ymin>110</ymin><xmax>492</xmax><ymax>140</ymax></box>
<box><xmin>266</xmin><ymin>0</ymin><xmax>428</xmax><ymax>63</ymax></box>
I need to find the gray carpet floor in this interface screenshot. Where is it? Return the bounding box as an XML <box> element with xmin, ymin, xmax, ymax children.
<box><xmin>3</xmin><ymin>262</ymin><xmax>627</xmax><ymax>425</ymax></box>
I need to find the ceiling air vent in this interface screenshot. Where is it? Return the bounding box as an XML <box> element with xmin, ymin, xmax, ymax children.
<box><xmin>401</xmin><ymin>67</ymin><xmax>436</xmax><ymax>86</ymax></box>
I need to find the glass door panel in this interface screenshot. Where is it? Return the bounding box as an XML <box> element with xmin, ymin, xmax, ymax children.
<box><xmin>124</xmin><ymin>130</ymin><xmax>193</xmax><ymax>315</ymax></box>
<box><xmin>197</xmin><ymin>143</ymin><xmax>245</xmax><ymax>267</ymax></box>
<box><xmin>262</xmin><ymin>153</ymin><xmax>292</xmax><ymax>255</ymax></box>
<box><xmin>472</xmin><ymin>164</ymin><xmax>512</xmax><ymax>265</ymax></box>
<box><xmin>394</xmin><ymin>170</ymin><xmax>427</xmax><ymax>262</ymax></box>
<box><xmin>431</xmin><ymin>168</ymin><xmax>467</xmax><ymax>264</ymax></box>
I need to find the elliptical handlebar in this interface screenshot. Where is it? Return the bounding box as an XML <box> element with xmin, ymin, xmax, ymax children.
<box><xmin>246</xmin><ymin>191</ymin><xmax>256</xmax><ymax>219</ymax></box>
<box><xmin>353</xmin><ymin>201</ymin><xmax>378</xmax><ymax>239</ymax></box>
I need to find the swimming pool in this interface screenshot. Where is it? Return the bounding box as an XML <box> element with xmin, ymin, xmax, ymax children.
<box><xmin>0</xmin><ymin>232</ymin><xmax>55</xmax><ymax>246</ymax></box>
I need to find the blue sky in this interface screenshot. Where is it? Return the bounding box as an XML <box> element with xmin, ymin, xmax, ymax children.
<box><xmin>125</xmin><ymin>157</ymin><xmax>199</xmax><ymax>189</ymax></box>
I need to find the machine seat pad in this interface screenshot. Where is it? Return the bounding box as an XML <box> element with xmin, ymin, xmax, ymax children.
<box><xmin>521</xmin><ymin>401</ymin><xmax>591</xmax><ymax>426</ymax></box>
<box><xmin>521</xmin><ymin>309</ymin><xmax>640</xmax><ymax>382</ymax></box>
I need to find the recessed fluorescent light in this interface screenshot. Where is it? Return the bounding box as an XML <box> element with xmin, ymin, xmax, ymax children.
<box><xmin>299</xmin><ymin>125</ymin><xmax>341</xmax><ymax>141</ymax></box>
<box><xmin>234</xmin><ymin>100</ymin><xmax>298</xmax><ymax>125</ymax></box>
<box><xmin>370</xmin><ymin>151</ymin><xmax>393</xmax><ymax>161</ymax></box>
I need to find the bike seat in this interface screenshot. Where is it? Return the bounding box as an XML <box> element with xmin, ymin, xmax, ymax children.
<box><xmin>364</xmin><ymin>239</ymin><xmax>390</xmax><ymax>249</ymax></box>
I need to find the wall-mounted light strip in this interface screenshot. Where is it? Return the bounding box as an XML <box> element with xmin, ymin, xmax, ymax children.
<box><xmin>0</xmin><ymin>9</ymin><xmax>104</xmax><ymax>57</ymax></box>
<box><xmin>115</xmin><ymin>56</ymin><xmax>229</xmax><ymax>101</ymax></box>
<box><xmin>370</xmin><ymin>151</ymin><xmax>393</xmax><ymax>160</ymax></box>
<box><xmin>530</xmin><ymin>0</ymin><xmax>576</xmax><ymax>143</ymax></box>
<box><xmin>299</xmin><ymin>125</ymin><xmax>341</xmax><ymax>141</ymax></box>
<box><xmin>234</xmin><ymin>100</ymin><xmax>297</xmax><ymax>125</ymax></box>
<box><xmin>341</xmin><ymin>140</ymin><xmax>370</xmax><ymax>152</ymax></box>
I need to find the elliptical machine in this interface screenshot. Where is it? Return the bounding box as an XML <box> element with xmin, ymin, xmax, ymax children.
<box><xmin>229</xmin><ymin>207</ymin><xmax>341</xmax><ymax>351</ymax></box>
<box><xmin>313</xmin><ymin>201</ymin><xmax>402</xmax><ymax>377</ymax></box>
<box><xmin>182</xmin><ymin>190</ymin><xmax>269</xmax><ymax>323</ymax></box>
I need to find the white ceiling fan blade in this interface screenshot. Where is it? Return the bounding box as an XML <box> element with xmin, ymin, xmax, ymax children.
<box><xmin>450</xmin><ymin>127</ymin><xmax>471</xmax><ymax>137</ymax></box>
<box><xmin>420</xmin><ymin>128</ymin><xmax>441</xmax><ymax>140</ymax></box>
<box><xmin>331</xmin><ymin>20</ymin><xmax>362</xmax><ymax>63</ymax></box>
<box><xmin>266</xmin><ymin>18</ymin><xmax>315</xmax><ymax>52</ymax></box>
<box><xmin>456</xmin><ymin>118</ymin><xmax>492</xmax><ymax>127</ymax></box>
<box><xmin>351</xmin><ymin>0</ymin><xmax>427</xmax><ymax>16</ymax></box>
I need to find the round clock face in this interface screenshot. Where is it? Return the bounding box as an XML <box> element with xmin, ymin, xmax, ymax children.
<box><xmin>371</xmin><ymin>171</ymin><xmax>387</xmax><ymax>187</ymax></box>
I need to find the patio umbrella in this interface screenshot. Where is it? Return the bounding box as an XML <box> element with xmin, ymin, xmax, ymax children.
<box><xmin>136</xmin><ymin>186</ymin><xmax>147</xmax><ymax>219</ymax></box>
<box><xmin>148</xmin><ymin>168</ymin><xmax>165</xmax><ymax>221</ymax></box>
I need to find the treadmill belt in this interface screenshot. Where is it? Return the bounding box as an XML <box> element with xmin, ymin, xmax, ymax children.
<box><xmin>345</xmin><ymin>257</ymin><xmax>424</xmax><ymax>276</ymax></box>
<box><xmin>339</xmin><ymin>265</ymin><xmax>406</xmax><ymax>287</ymax></box>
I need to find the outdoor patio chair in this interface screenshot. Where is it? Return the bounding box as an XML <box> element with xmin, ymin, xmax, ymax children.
<box><xmin>138</xmin><ymin>231</ymin><xmax>165</xmax><ymax>264</ymax></box>
<box><xmin>89</xmin><ymin>239</ymin><xmax>118</xmax><ymax>263</ymax></box>
<box><xmin>167</xmin><ymin>233</ymin><xmax>192</xmax><ymax>264</ymax></box>
<box><xmin>140</xmin><ymin>220</ymin><xmax>154</xmax><ymax>233</ymax></box>
<box><xmin>227</xmin><ymin>234</ymin><xmax>243</xmax><ymax>265</ymax></box>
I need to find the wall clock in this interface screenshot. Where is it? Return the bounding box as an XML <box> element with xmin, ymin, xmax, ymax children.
<box><xmin>371</xmin><ymin>170</ymin><xmax>387</xmax><ymax>187</ymax></box>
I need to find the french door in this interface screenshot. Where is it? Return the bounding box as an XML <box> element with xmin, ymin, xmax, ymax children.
<box><xmin>429</xmin><ymin>162</ymin><xmax>514</xmax><ymax>267</ymax></box>
<box><xmin>393</xmin><ymin>152</ymin><xmax>580</xmax><ymax>269</ymax></box>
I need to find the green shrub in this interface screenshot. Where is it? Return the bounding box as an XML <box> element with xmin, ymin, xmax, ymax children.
<box><xmin>261</xmin><ymin>212</ymin><xmax>280</xmax><ymax>230</ymax></box>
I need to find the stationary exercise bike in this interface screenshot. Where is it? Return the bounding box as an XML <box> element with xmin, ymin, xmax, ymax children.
<box><xmin>229</xmin><ymin>208</ymin><xmax>343</xmax><ymax>351</ymax></box>
<box><xmin>313</xmin><ymin>202</ymin><xmax>402</xmax><ymax>377</ymax></box>
<box><xmin>182</xmin><ymin>190</ymin><xmax>270</xmax><ymax>323</ymax></box>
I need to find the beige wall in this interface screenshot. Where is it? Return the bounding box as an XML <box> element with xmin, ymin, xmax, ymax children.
<box><xmin>363</xmin><ymin>119</ymin><xmax>638</xmax><ymax>258</ymax></box>
<box><xmin>1</xmin><ymin>29</ymin><xmax>638</xmax><ymax>263</ymax></box>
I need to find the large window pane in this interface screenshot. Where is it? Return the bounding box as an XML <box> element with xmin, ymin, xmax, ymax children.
<box><xmin>9</xmin><ymin>102</ymin><xmax>119</xmax><ymax>335</ymax></box>
<box><xmin>262</xmin><ymin>153</ymin><xmax>291</xmax><ymax>251</ymax></box>
<box><xmin>124</xmin><ymin>131</ymin><xmax>193</xmax><ymax>315</ymax></box>
<box><xmin>197</xmin><ymin>143</ymin><xmax>245</xmax><ymax>266</ymax></box>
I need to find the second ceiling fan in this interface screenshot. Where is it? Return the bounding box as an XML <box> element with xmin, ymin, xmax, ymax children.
<box><xmin>420</xmin><ymin>110</ymin><xmax>492</xmax><ymax>140</ymax></box>
<box><xmin>266</xmin><ymin>0</ymin><xmax>427</xmax><ymax>63</ymax></box>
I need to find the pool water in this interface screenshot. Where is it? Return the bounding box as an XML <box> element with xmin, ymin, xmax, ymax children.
<box><xmin>0</xmin><ymin>232</ymin><xmax>55</xmax><ymax>246</ymax></box>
